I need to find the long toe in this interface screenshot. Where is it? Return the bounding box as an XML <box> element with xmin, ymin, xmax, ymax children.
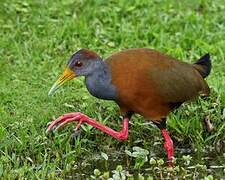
<box><xmin>55</xmin><ymin>115</ymin><xmax>82</xmax><ymax>131</ymax></box>
<box><xmin>46</xmin><ymin>112</ymin><xmax>82</xmax><ymax>132</ymax></box>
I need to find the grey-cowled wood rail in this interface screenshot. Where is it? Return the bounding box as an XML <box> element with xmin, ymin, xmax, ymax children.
<box><xmin>47</xmin><ymin>48</ymin><xmax>211</xmax><ymax>165</ymax></box>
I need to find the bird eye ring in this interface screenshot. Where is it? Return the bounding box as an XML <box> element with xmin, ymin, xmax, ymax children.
<box><xmin>75</xmin><ymin>61</ymin><xmax>83</xmax><ymax>67</ymax></box>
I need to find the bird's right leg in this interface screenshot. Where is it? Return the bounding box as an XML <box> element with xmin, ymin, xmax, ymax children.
<box><xmin>154</xmin><ymin>119</ymin><xmax>174</xmax><ymax>166</ymax></box>
<box><xmin>46</xmin><ymin>112</ymin><xmax>130</xmax><ymax>141</ymax></box>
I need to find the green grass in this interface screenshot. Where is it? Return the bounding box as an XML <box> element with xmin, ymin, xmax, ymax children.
<box><xmin>0</xmin><ymin>0</ymin><xmax>225</xmax><ymax>178</ymax></box>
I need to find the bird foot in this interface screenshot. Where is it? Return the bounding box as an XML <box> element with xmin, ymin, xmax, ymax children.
<box><xmin>46</xmin><ymin>112</ymin><xmax>129</xmax><ymax>141</ymax></box>
<box><xmin>166</xmin><ymin>156</ymin><xmax>175</xmax><ymax>167</ymax></box>
<box><xmin>46</xmin><ymin>112</ymin><xmax>90</xmax><ymax>133</ymax></box>
<box><xmin>161</xmin><ymin>129</ymin><xmax>175</xmax><ymax>166</ymax></box>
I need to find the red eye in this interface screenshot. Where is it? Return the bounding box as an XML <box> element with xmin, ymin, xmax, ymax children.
<box><xmin>75</xmin><ymin>61</ymin><xmax>83</xmax><ymax>67</ymax></box>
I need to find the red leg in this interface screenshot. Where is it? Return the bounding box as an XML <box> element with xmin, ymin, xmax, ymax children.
<box><xmin>47</xmin><ymin>112</ymin><xmax>129</xmax><ymax>141</ymax></box>
<box><xmin>84</xmin><ymin>117</ymin><xmax>129</xmax><ymax>141</ymax></box>
<box><xmin>161</xmin><ymin>129</ymin><xmax>174</xmax><ymax>165</ymax></box>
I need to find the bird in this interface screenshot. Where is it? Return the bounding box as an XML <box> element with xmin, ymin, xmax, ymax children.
<box><xmin>47</xmin><ymin>48</ymin><xmax>211</xmax><ymax>165</ymax></box>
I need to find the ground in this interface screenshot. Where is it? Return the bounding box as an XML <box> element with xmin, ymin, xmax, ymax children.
<box><xmin>0</xmin><ymin>0</ymin><xmax>225</xmax><ymax>179</ymax></box>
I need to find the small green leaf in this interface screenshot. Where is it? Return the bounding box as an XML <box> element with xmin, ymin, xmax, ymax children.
<box><xmin>94</xmin><ymin>169</ymin><xmax>101</xmax><ymax>176</ymax></box>
<box><xmin>101</xmin><ymin>152</ymin><xmax>108</xmax><ymax>161</ymax></box>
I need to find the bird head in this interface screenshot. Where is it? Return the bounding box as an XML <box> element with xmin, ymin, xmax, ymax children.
<box><xmin>48</xmin><ymin>49</ymin><xmax>101</xmax><ymax>96</ymax></box>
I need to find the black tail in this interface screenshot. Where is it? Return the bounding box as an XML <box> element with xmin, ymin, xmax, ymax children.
<box><xmin>193</xmin><ymin>53</ymin><xmax>211</xmax><ymax>78</ymax></box>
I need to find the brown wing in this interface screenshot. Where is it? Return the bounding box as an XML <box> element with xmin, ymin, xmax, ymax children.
<box><xmin>148</xmin><ymin>58</ymin><xmax>210</xmax><ymax>104</ymax></box>
<box><xmin>106</xmin><ymin>48</ymin><xmax>209</xmax><ymax>121</ymax></box>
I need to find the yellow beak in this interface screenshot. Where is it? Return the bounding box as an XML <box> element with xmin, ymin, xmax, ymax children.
<box><xmin>48</xmin><ymin>67</ymin><xmax>76</xmax><ymax>96</ymax></box>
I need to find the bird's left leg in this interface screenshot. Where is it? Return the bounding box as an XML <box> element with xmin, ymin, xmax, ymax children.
<box><xmin>47</xmin><ymin>112</ymin><xmax>130</xmax><ymax>141</ymax></box>
<box><xmin>154</xmin><ymin>119</ymin><xmax>174</xmax><ymax>166</ymax></box>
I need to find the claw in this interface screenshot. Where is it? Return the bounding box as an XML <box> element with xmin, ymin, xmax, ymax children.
<box><xmin>46</xmin><ymin>112</ymin><xmax>130</xmax><ymax>142</ymax></box>
<box><xmin>55</xmin><ymin>115</ymin><xmax>82</xmax><ymax>131</ymax></box>
<box><xmin>46</xmin><ymin>112</ymin><xmax>92</xmax><ymax>133</ymax></box>
<box><xmin>46</xmin><ymin>112</ymin><xmax>82</xmax><ymax>132</ymax></box>
<box><xmin>75</xmin><ymin>120</ymin><xmax>83</xmax><ymax>131</ymax></box>
<box><xmin>75</xmin><ymin>115</ymin><xmax>90</xmax><ymax>130</ymax></box>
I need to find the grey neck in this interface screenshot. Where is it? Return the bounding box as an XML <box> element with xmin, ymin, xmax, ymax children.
<box><xmin>85</xmin><ymin>61</ymin><xmax>117</xmax><ymax>101</ymax></box>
